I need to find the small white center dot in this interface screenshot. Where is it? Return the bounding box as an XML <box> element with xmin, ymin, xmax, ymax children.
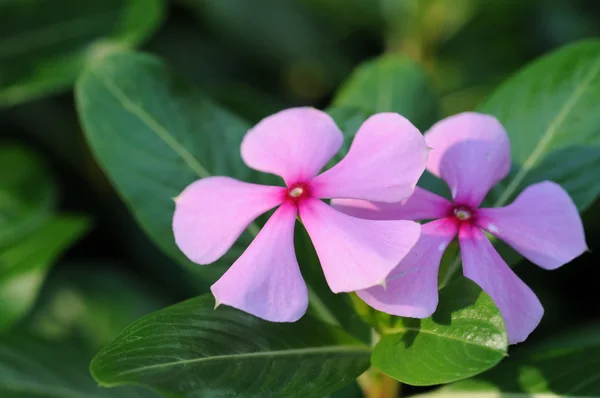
<box><xmin>289</xmin><ymin>187</ymin><xmax>304</xmax><ymax>198</ymax></box>
<box><xmin>454</xmin><ymin>208</ymin><xmax>471</xmax><ymax>221</ymax></box>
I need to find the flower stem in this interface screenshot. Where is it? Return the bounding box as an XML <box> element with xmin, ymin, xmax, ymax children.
<box><xmin>358</xmin><ymin>368</ymin><xmax>401</xmax><ymax>398</ymax></box>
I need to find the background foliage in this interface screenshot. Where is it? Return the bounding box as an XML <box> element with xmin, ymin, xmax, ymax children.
<box><xmin>1</xmin><ymin>0</ymin><xmax>599</xmax><ymax>397</ymax></box>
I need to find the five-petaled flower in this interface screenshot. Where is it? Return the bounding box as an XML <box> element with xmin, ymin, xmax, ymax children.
<box><xmin>173</xmin><ymin>107</ymin><xmax>429</xmax><ymax>322</ymax></box>
<box><xmin>333</xmin><ymin>112</ymin><xmax>587</xmax><ymax>344</ymax></box>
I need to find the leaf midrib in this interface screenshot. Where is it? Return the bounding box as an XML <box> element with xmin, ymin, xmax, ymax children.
<box><xmin>89</xmin><ymin>69</ymin><xmax>211</xmax><ymax>178</ymax></box>
<box><xmin>493</xmin><ymin>55</ymin><xmax>600</xmax><ymax>207</ymax></box>
<box><xmin>88</xmin><ymin>68</ymin><xmax>262</xmax><ymax>236</ymax></box>
<box><xmin>96</xmin><ymin>345</ymin><xmax>371</xmax><ymax>380</ymax></box>
<box><xmin>384</xmin><ymin>326</ymin><xmax>506</xmax><ymax>355</ymax></box>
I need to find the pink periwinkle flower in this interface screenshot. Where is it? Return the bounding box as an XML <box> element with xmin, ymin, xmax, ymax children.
<box><xmin>333</xmin><ymin>112</ymin><xmax>587</xmax><ymax>344</ymax></box>
<box><xmin>172</xmin><ymin>107</ymin><xmax>429</xmax><ymax>322</ymax></box>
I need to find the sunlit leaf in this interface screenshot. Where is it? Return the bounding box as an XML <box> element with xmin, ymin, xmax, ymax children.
<box><xmin>372</xmin><ymin>278</ymin><xmax>507</xmax><ymax>386</ymax></box>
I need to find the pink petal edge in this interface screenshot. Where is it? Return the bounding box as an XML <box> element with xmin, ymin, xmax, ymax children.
<box><xmin>299</xmin><ymin>197</ymin><xmax>422</xmax><ymax>293</ymax></box>
<box><xmin>459</xmin><ymin>223</ymin><xmax>543</xmax><ymax>345</ymax></box>
<box><xmin>425</xmin><ymin>112</ymin><xmax>510</xmax><ymax>207</ymax></box>
<box><xmin>173</xmin><ymin>177</ymin><xmax>284</xmax><ymax>265</ymax></box>
<box><xmin>357</xmin><ymin>218</ymin><xmax>458</xmax><ymax>318</ymax></box>
<box><xmin>311</xmin><ymin>113</ymin><xmax>428</xmax><ymax>202</ymax></box>
<box><xmin>331</xmin><ymin>187</ymin><xmax>452</xmax><ymax>221</ymax></box>
<box><xmin>476</xmin><ymin>181</ymin><xmax>587</xmax><ymax>270</ymax></box>
<box><xmin>211</xmin><ymin>202</ymin><xmax>308</xmax><ymax>322</ymax></box>
<box><xmin>240</xmin><ymin>107</ymin><xmax>343</xmax><ymax>185</ymax></box>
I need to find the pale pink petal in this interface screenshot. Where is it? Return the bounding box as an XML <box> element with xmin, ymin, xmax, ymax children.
<box><xmin>211</xmin><ymin>202</ymin><xmax>307</xmax><ymax>322</ymax></box>
<box><xmin>459</xmin><ymin>223</ymin><xmax>543</xmax><ymax>344</ymax></box>
<box><xmin>299</xmin><ymin>198</ymin><xmax>421</xmax><ymax>293</ymax></box>
<box><xmin>240</xmin><ymin>107</ymin><xmax>343</xmax><ymax>185</ymax></box>
<box><xmin>330</xmin><ymin>187</ymin><xmax>452</xmax><ymax>221</ymax></box>
<box><xmin>425</xmin><ymin>112</ymin><xmax>510</xmax><ymax>207</ymax></box>
<box><xmin>476</xmin><ymin>181</ymin><xmax>586</xmax><ymax>270</ymax></box>
<box><xmin>357</xmin><ymin>218</ymin><xmax>458</xmax><ymax>318</ymax></box>
<box><xmin>310</xmin><ymin>113</ymin><xmax>428</xmax><ymax>202</ymax></box>
<box><xmin>173</xmin><ymin>177</ymin><xmax>285</xmax><ymax>265</ymax></box>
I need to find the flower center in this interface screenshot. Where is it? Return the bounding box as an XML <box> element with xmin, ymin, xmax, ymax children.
<box><xmin>453</xmin><ymin>206</ymin><xmax>472</xmax><ymax>221</ymax></box>
<box><xmin>287</xmin><ymin>182</ymin><xmax>310</xmax><ymax>201</ymax></box>
<box><xmin>289</xmin><ymin>187</ymin><xmax>304</xmax><ymax>198</ymax></box>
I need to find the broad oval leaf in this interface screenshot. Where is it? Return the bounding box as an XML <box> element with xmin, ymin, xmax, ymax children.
<box><xmin>333</xmin><ymin>54</ymin><xmax>439</xmax><ymax>130</ymax></box>
<box><xmin>423</xmin><ymin>324</ymin><xmax>600</xmax><ymax>397</ymax></box>
<box><xmin>0</xmin><ymin>145</ymin><xmax>57</xmax><ymax>249</ymax></box>
<box><xmin>0</xmin><ymin>0</ymin><xmax>165</xmax><ymax>106</ymax></box>
<box><xmin>76</xmin><ymin>51</ymin><xmax>260</xmax><ymax>287</ymax></box>
<box><xmin>371</xmin><ymin>278</ymin><xmax>508</xmax><ymax>386</ymax></box>
<box><xmin>480</xmin><ymin>39</ymin><xmax>600</xmax><ymax>211</ymax></box>
<box><xmin>91</xmin><ymin>295</ymin><xmax>371</xmax><ymax>397</ymax></box>
<box><xmin>0</xmin><ymin>333</ymin><xmax>156</xmax><ymax>397</ymax></box>
<box><xmin>0</xmin><ymin>216</ymin><xmax>90</xmax><ymax>331</ymax></box>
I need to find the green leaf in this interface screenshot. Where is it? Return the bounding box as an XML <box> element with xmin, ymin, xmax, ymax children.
<box><xmin>423</xmin><ymin>324</ymin><xmax>600</xmax><ymax>397</ymax></box>
<box><xmin>0</xmin><ymin>333</ymin><xmax>157</xmax><ymax>397</ymax></box>
<box><xmin>91</xmin><ymin>295</ymin><xmax>371</xmax><ymax>398</ymax></box>
<box><xmin>0</xmin><ymin>145</ymin><xmax>57</xmax><ymax>249</ymax></box>
<box><xmin>27</xmin><ymin>263</ymin><xmax>167</xmax><ymax>351</ymax></box>
<box><xmin>333</xmin><ymin>54</ymin><xmax>439</xmax><ymax>130</ymax></box>
<box><xmin>371</xmin><ymin>278</ymin><xmax>508</xmax><ymax>386</ymax></box>
<box><xmin>0</xmin><ymin>216</ymin><xmax>90</xmax><ymax>332</ymax></box>
<box><xmin>480</xmin><ymin>39</ymin><xmax>600</xmax><ymax>211</ymax></box>
<box><xmin>0</xmin><ymin>0</ymin><xmax>165</xmax><ymax>106</ymax></box>
<box><xmin>76</xmin><ymin>50</ymin><xmax>261</xmax><ymax>287</ymax></box>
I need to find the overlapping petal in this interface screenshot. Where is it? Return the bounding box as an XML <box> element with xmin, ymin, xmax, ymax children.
<box><xmin>459</xmin><ymin>223</ymin><xmax>543</xmax><ymax>344</ymax></box>
<box><xmin>240</xmin><ymin>107</ymin><xmax>343</xmax><ymax>185</ymax></box>
<box><xmin>425</xmin><ymin>112</ymin><xmax>510</xmax><ymax>207</ymax></box>
<box><xmin>357</xmin><ymin>218</ymin><xmax>458</xmax><ymax>318</ymax></box>
<box><xmin>331</xmin><ymin>187</ymin><xmax>452</xmax><ymax>221</ymax></box>
<box><xmin>299</xmin><ymin>198</ymin><xmax>421</xmax><ymax>293</ymax></box>
<box><xmin>310</xmin><ymin>113</ymin><xmax>428</xmax><ymax>202</ymax></box>
<box><xmin>211</xmin><ymin>202</ymin><xmax>308</xmax><ymax>322</ymax></box>
<box><xmin>173</xmin><ymin>177</ymin><xmax>285</xmax><ymax>265</ymax></box>
<box><xmin>476</xmin><ymin>181</ymin><xmax>587</xmax><ymax>270</ymax></box>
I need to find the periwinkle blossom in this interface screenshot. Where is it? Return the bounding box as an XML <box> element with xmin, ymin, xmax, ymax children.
<box><xmin>173</xmin><ymin>107</ymin><xmax>429</xmax><ymax>322</ymax></box>
<box><xmin>333</xmin><ymin>112</ymin><xmax>587</xmax><ymax>344</ymax></box>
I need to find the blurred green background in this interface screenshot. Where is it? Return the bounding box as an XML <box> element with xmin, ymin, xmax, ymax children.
<box><xmin>1</xmin><ymin>0</ymin><xmax>599</xmax><ymax>396</ymax></box>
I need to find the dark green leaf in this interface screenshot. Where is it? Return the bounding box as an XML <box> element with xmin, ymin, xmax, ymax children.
<box><xmin>0</xmin><ymin>145</ymin><xmax>57</xmax><ymax>249</ymax></box>
<box><xmin>333</xmin><ymin>54</ymin><xmax>439</xmax><ymax>130</ymax></box>
<box><xmin>480</xmin><ymin>39</ymin><xmax>600</xmax><ymax>211</ymax></box>
<box><xmin>372</xmin><ymin>278</ymin><xmax>507</xmax><ymax>386</ymax></box>
<box><xmin>76</xmin><ymin>51</ymin><xmax>261</xmax><ymax>287</ymax></box>
<box><xmin>91</xmin><ymin>295</ymin><xmax>371</xmax><ymax>398</ymax></box>
<box><xmin>425</xmin><ymin>324</ymin><xmax>600</xmax><ymax>397</ymax></box>
<box><xmin>27</xmin><ymin>263</ymin><xmax>167</xmax><ymax>350</ymax></box>
<box><xmin>0</xmin><ymin>216</ymin><xmax>90</xmax><ymax>332</ymax></box>
<box><xmin>0</xmin><ymin>333</ymin><xmax>157</xmax><ymax>397</ymax></box>
<box><xmin>0</xmin><ymin>0</ymin><xmax>165</xmax><ymax>106</ymax></box>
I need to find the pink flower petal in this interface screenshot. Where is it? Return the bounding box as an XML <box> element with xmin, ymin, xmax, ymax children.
<box><xmin>310</xmin><ymin>113</ymin><xmax>428</xmax><ymax>202</ymax></box>
<box><xmin>173</xmin><ymin>177</ymin><xmax>285</xmax><ymax>265</ymax></box>
<box><xmin>459</xmin><ymin>223</ymin><xmax>543</xmax><ymax>345</ymax></box>
<box><xmin>299</xmin><ymin>198</ymin><xmax>421</xmax><ymax>293</ymax></box>
<box><xmin>425</xmin><ymin>112</ymin><xmax>510</xmax><ymax>207</ymax></box>
<box><xmin>211</xmin><ymin>202</ymin><xmax>308</xmax><ymax>322</ymax></box>
<box><xmin>476</xmin><ymin>181</ymin><xmax>586</xmax><ymax>270</ymax></box>
<box><xmin>330</xmin><ymin>187</ymin><xmax>452</xmax><ymax>221</ymax></box>
<box><xmin>357</xmin><ymin>218</ymin><xmax>458</xmax><ymax>318</ymax></box>
<box><xmin>241</xmin><ymin>107</ymin><xmax>343</xmax><ymax>185</ymax></box>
